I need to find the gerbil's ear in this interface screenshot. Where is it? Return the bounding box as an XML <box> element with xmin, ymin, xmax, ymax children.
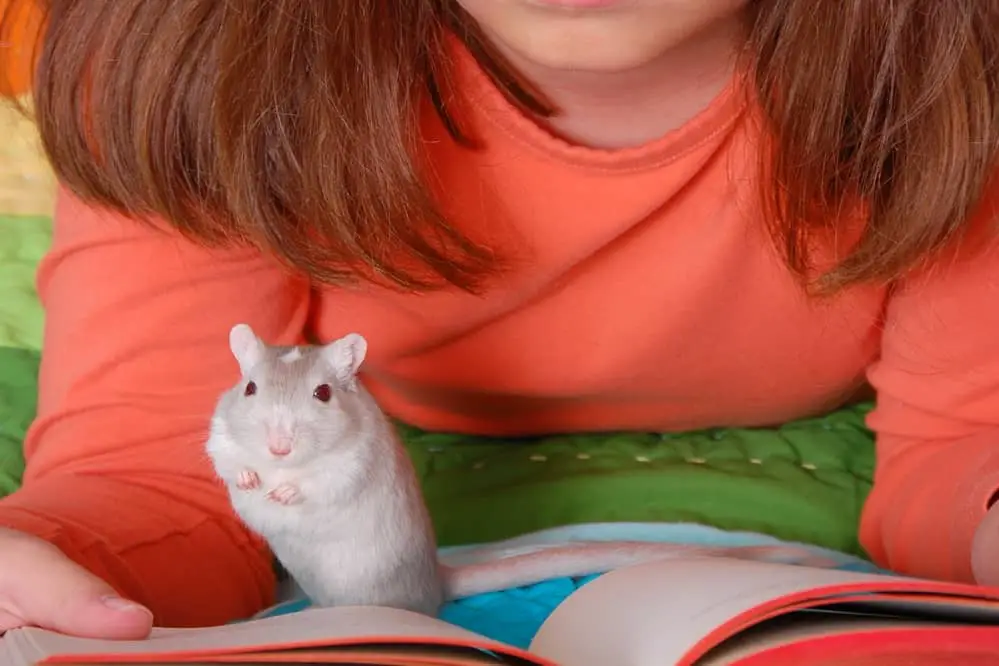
<box><xmin>322</xmin><ymin>333</ymin><xmax>367</xmax><ymax>385</ymax></box>
<box><xmin>229</xmin><ymin>323</ymin><xmax>264</xmax><ymax>375</ymax></box>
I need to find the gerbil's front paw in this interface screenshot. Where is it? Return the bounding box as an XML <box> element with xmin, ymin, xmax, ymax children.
<box><xmin>236</xmin><ymin>469</ymin><xmax>261</xmax><ymax>490</ymax></box>
<box><xmin>266</xmin><ymin>482</ymin><xmax>303</xmax><ymax>505</ymax></box>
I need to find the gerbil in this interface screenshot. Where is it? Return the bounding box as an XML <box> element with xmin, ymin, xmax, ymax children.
<box><xmin>205</xmin><ymin>324</ymin><xmax>834</xmax><ymax>617</ymax></box>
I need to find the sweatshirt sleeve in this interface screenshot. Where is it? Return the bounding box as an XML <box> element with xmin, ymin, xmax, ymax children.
<box><xmin>0</xmin><ymin>187</ymin><xmax>312</xmax><ymax>626</ymax></box>
<box><xmin>859</xmin><ymin>183</ymin><xmax>999</xmax><ymax>583</ymax></box>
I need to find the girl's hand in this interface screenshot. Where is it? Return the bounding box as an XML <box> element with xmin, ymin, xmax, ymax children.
<box><xmin>972</xmin><ymin>502</ymin><xmax>999</xmax><ymax>586</ymax></box>
<box><xmin>0</xmin><ymin>528</ymin><xmax>153</xmax><ymax>638</ymax></box>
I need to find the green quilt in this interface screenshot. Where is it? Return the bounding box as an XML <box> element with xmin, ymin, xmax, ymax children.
<box><xmin>0</xmin><ymin>208</ymin><xmax>877</xmax><ymax>558</ymax></box>
<box><xmin>406</xmin><ymin>407</ymin><xmax>875</xmax><ymax>556</ymax></box>
<box><xmin>0</xmin><ymin>213</ymin><xmax>48</xmax><ymax>496</ymax></box>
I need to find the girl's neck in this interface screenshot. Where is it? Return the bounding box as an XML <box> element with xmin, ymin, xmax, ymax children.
<box><xmin>484</xmin><ymin>14</ymin><xmax>744</xmax><ymax>150</ymax></box>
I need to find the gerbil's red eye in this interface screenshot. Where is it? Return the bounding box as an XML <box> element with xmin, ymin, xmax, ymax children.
<box><xmin>313</xmin><ymin>384</ymin><xmax>332</xmax><ymax>403</ymax></box>
<box><xmin>244</xmin><ymin>381</ymin><xmax>257</xmax><ymax>397</ymax></box>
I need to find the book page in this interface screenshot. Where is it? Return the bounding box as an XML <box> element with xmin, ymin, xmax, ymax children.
<box><xmin>0</xmin><ymin>606</ymin><xmax>547</xmax><ymax>666</ymax></box>
<box><xmin>50</xmin><ymin>642</ymin><xmax>523</xmax><ymax>666</ymax></box>
<box><xmin>527</xmin><ymin>556</ymin><xmax>999</xmax><ymax>666</ymax></box>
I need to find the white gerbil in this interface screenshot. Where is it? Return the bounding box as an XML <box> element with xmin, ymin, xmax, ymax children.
<box><xmin>205</xmin><ymin>324</ymin><xmax>834</xmax><ymax>617</ymax></box>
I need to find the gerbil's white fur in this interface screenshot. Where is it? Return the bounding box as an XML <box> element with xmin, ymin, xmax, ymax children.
<box><xmin>206</xmin><ymin>324</ymin><xmax>836</xmax><ymax>617</ymax></box>
<box><xmin>279</xmin><ymin>348</ymin><xmax>303</xmax><ymax>363</ymax></box>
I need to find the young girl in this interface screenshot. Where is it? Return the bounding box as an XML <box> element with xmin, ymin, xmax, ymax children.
<box><xmin>0</xmin><ymin>0</ymin><xmax>997</xmax><ymax>641</ymax></box>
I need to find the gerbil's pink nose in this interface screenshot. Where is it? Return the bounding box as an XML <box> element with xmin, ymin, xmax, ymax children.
<box><xmin>267</xmin><ymin>433</ymin><xmax>293</xmax><ymax>457</ymax></box>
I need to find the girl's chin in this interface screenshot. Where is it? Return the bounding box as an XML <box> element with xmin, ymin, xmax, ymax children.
<box><xmin>525</xmin><ymin>0</ymin><xmax>629</xmax><ymax>9</ymax></box>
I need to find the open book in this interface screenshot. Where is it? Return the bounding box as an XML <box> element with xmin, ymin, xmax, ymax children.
<box><xmin>6</xmin><ymin>555</ymin><xmax>999</xmax><ymax>666</ymax></box>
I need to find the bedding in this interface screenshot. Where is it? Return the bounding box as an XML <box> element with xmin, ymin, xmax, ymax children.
<box><xmin>0</xmin><ymin>100</ymin><xmax>879</xmax><ymax>647</ymax></box>
<box><xmin>259</xmin><ymin>522</ymin><xmax>883</xmax><ymax>649</ymax></box>
<box><xmin>0</xmin><ymin>100</ymin><xmax>53</xmax><ymax>495</ymax></box>
<box><xmin>0</xmin><ymin>211</ymin><xmax>48</xmax><ymax>494</ymax></box>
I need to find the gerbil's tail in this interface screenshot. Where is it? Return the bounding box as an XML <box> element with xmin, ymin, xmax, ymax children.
<box><xmin>442</xmin><ymin>541</ymin><xmax>838</xmax><ymax>601</ymax></box>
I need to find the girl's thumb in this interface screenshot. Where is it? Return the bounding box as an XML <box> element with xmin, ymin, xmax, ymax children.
<box><xmin>2</xmin><ymin>532</ymin><xmax>153</xmax><ymax>639</ymax></box>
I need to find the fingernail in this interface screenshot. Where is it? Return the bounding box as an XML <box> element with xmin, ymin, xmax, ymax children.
<box><xmin>100</xmin><ymin>595</ymin><xmax>153</xmax><ymax>618</ymax></box>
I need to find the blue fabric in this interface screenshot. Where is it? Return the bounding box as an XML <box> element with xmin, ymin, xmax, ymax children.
<box><xmin>254</xmin><ymin>522</ymin><xmax>884</xmax><ymax>650</ymax></box>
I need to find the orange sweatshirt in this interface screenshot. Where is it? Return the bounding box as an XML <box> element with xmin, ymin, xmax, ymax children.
<box><xmin>2</xmin><ymin>41</ymin><xmax>999</xmax><ymax>628</ymax></box>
